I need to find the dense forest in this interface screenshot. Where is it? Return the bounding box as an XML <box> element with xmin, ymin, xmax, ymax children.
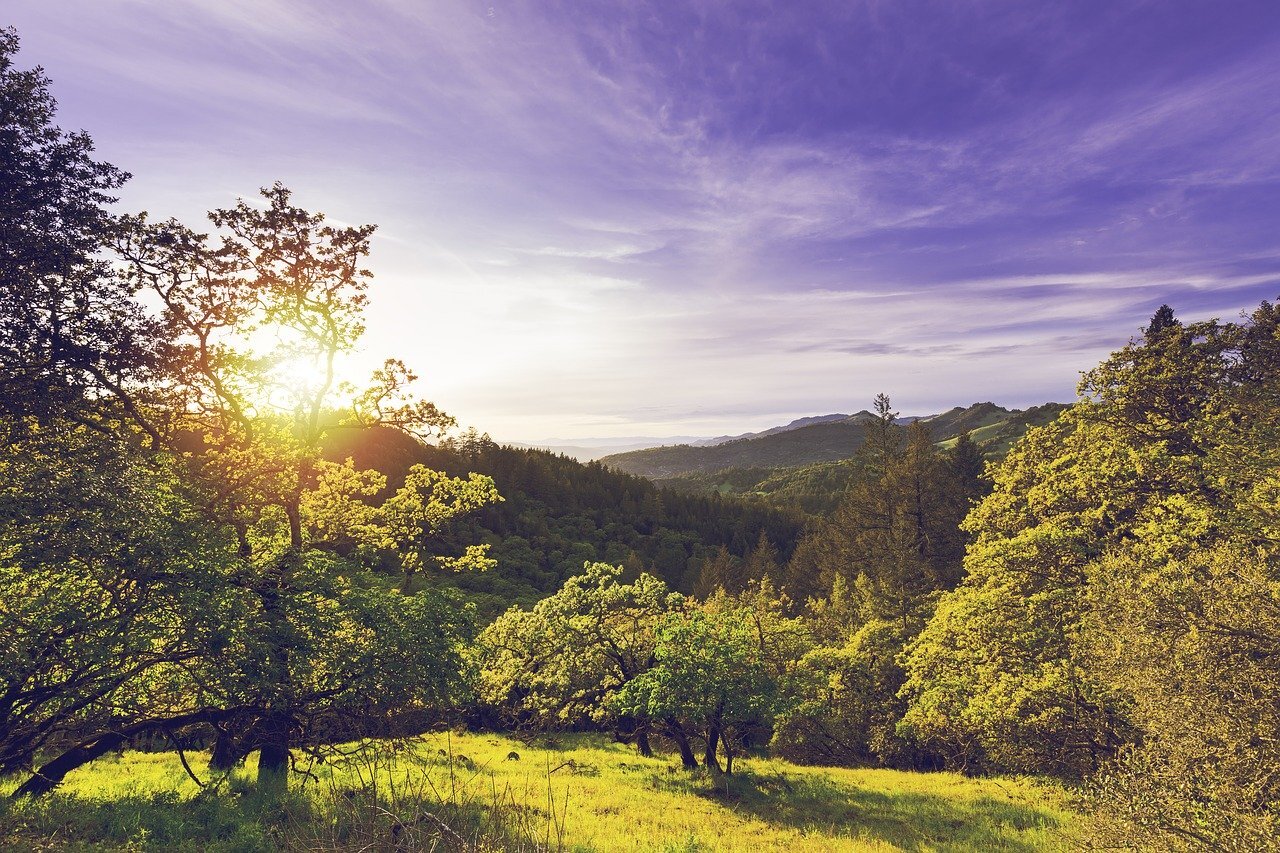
<box><xmin>3</xmin><ymin>27</ymin><xmax>1279</xmax><ymax>851</ymax></box>
<box><xmin>322</xmin><ymin>425</ymin><xmax>804</xmax><ymax>615</ymax></box>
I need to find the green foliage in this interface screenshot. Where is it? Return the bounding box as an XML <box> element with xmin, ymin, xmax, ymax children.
<box><xmin>773</xmin><ymin>618</ymin><xmax>917</xmax><ymax>768</ymax></box>
<box><xmin>327</xmin><ymin>426</ymin><xmax>805</xmax><ymax>614</ymax></box>
<box><xmin>898</xmin><ymin>415</ymin><xmax>1134</xmax><ymax>777</ymax></box>
<box><xmin>762</xmin><ymin>397</ymin><xmax>992</xmax><ymax>771</ymax></box>
<box><xmin>901</xmin><ymin>300</ymin><xmax>1280</xmax><ymax>843</ymax></box>
<box><xmin>692</xmin><ymin>545</ymin><xmax>745</xmax><ymax>598</ymax></box>
<box><xmin>0</xmin><ymin>34</ymin><xmax>501</xmax><ymax>796</ymax></box>
<box><xmin>474</xmin><ymin>562</ymin><xmax>683</xmax><ymax>734</ymax></box>
<box><xmin>784</xmin><ymin>399</ymin><xmax>983</xmax><ymax>615</ymax></box>
<box><xmin>612</xmin><ymin>584</ymin><xmax>811</xmax><ymax>773</ymax></box>
<box><xmin>0</xmin><ymin>28</ymin><xmax>146</xmax><ymax>427</ymax></box>
<box><xmin>1080</xmin><ymin>542</ymin><xmax>1280</xmax><ymax>849</ymax></box>
<box><xmin>0</xmin><ymin>422</ymin><xmax>242</xmax><ymax>777</ymax></box>
<box><xmin>99</xmin><ymin>184</ymin><xmax>502</xmax><ymax>792</ymax></box>
<box><xmin>374</xmin><ymin>463</ymin><xmax>503</xmax><ymax>589</ymax></box>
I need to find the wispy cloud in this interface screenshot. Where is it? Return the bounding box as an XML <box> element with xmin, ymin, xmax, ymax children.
<box><xmin>8</xmin><ymin>0</ymin><xmax>1280</xmax><ymax>438</ymax></box>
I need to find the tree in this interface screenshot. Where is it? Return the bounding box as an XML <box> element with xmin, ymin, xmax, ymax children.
<box><xmin>611</xmin><ymin>583</ymin><xmax>809</xmax><ymax>773</ymax></box>
<box><xmin>899</xmin><ymin>304</ymin><xmax>1270</xmax><ymax>784</ymax></box>
<box><xmin>7</xmin><ymin>186</ymin><xmax>500</xmax><ymax>797</ymax></box>
<box><xmin>772</xmin><ymin>618</ymin><xmax>918</xmax><ymax>767</ymax></box>
<box><xmin>693</xmin><ymin>545</ymin><xmax>743</xmax><ymax>598</ymax></box>
<box><xmin>780</xmin><ymin>524</ymin><xmax>837</xmax><ymax>606</ymax></box>
<box><xmin>742</xmin><ymin>529</ymin><xmax>782</xmax><ymax>588</ymax></box>
<box><xmin>474</xmin><ymin>563</ymin><xmax>685</xmax><ymax>758</ymax></box>
<box><xmin>864</xmin><ymin>393</ymin><xmax>903</xmax><ymax>472</ymax></box>
<box><xmin>0</xmin><ymin>422</ymin><xmax>242</xmax><ymax>783</ymax></box>
<box><xmin>0</xmin><ymin>49</ymin><xmax>501</xmax><ymax>794</ymax></box>
<box><xmin>946</xmin><ymin>431</ymin><xmax>987</xmax><ymax>504</ymax></box>
<box><xmin>813</xmin><ymin>405</ymin><xmax>971</xmax><ymax>625</ymax></box>
<box><xmin>1081</xmin><ymin>543</ymin><xmax>1280</xmax><ymax>850</ymax></box>
<box><xmin>1076</xmin><ymin>301</ymin><xmax>1280</xmax><ymax>846</ymax></box>
<box><xmin>102</xmin><ymin>187</ymin><xmax>502</xmax><ymax>793</ymax></box>
<box><xmin>897</xmin><ymin>415</ymin><xmax>1135</xmax><ymax>776</ymax></box>
<box><xmin>0</xmin><ymin>28</ymin><xmax>154</xmax><ymax>430</ymax></box>
<box><xmin>376</xmin><ymin>464</ymin><xmax>502</xmax><ymax>592</ymax></box>
<box><xmin>0</xmin><ymin>31</ymin><xmax>234</xmax><ymax>795</ymax></box>
<box><xmin>763</xmin><ymin>399</ymin><xmax>988</xmax><ymax>770</ymax></box>
<box><xmin>1144</xmin><ymin>303</ymin><xmax>1181</xmax><ymax>340</ymax></box>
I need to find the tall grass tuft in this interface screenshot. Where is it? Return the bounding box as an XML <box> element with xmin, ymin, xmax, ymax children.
<box><xmin>280</xmin><ymin>734</ymin><xmax>568</xmax><ymax>851</ymax></box>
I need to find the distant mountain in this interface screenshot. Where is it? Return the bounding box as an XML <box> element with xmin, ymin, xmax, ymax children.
<box><xmin>598</xmin><ymin>415</ymin><xmax>874</xmax><ymax>479</ymax></box>
<box><xmin>510</xmin><ymin>413</ymin><xmax>873</xmax><ymax>460</ymax></box>
<box><xmin>692</xmin><ymin>413</ymin><xmax>853</xmax><ymax>446</ymax></box>
<box><xmin>599</xmin><ymin>402</ymin><xmax>1070</xmax><ymax>483</ymax></box>
<box><xmin>658</xmin><ymin>403</ymin><xmax>1074</xmax><ymax>514</ymax></box>
<box><xmin>509</xmin><ymin>435</ymin><xmax>710</xmax><ymax>462</ymax></box>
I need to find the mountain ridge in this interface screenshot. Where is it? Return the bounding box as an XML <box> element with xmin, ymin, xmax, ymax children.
<box><xmin>693</xmin><ymin>412</ymin><xmax>856</xmax><ymax>446</ymax></box>
<box><xmin>599</xmin><ymin>401</ymin><xmax>1070</xmax><ymax>481</ymax></box>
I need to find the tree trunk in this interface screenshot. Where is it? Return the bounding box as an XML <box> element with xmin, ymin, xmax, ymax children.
<box><xmin>664</xmin><ymin>718</ymin><xmax>698</xmax><ymax>769</ymax></box>
<box><xmin>256</xmin><ymin>506</ymin><xmax>301</xmax><ymax>795</ymax></box>
<box><xmin>256</xmin><ymin>715</ymin><xmax>290</xmax><ymax>795</ymax></box>
<box><xmin>15</xmin><ymin>730</ymin><xmax>136</xmax><ymax>798</ymax></box>
<box><xmin>636</xmin><ymin>728</ymin><xmax>653</xmax><ymax>758</ymax></box>
<box><xmin>13</xmin><ymin>708</ymin><xmax>235</xmax><ymax>798</ymax></box>
<box><xmin>703</xmin><ymin>726</ymin><xmax>721</xmax><ymax>773</ymax></box>
<box><xmin>209</xmin><ymin>727</ymin><xmax>242</xmax><ymax>771</ymax></box>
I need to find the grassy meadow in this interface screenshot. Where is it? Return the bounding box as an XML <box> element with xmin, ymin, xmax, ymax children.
<box><xmin>0</xmin><ymin>733</ymin><xmax>1081</xmax><ymax>852</ymax></box>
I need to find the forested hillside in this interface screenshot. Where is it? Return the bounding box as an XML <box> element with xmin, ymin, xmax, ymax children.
<box><xmin>610</xmin><ymin>402</ymin><xmax>1068</xmax><ymax>514</ymax></box>
<box><xmin>603</xmin><ymin>402</ymin><xmax>1067</xmax><ymax>479</ymax></box>
<box><xmin>601</xmin><ymin>414</ymin><xmax>883</xmax><ymax>477</ymax></box>
<box><xmin>322</xmin><ymin>425</ymin><xmax>803</xmax><ymax>615</ymax></box>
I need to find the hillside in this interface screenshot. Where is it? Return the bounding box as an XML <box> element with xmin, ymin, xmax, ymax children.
<box><xmin>602</xmin><ymin>402</ymin><xmax>1070</xmax><ymax>482</ymax></box>
<box><xmin>935</xmin><ymin>401</ymin><xmax>1071</xmax><ymax>457</ymax></box>
<box><xmin>321</xmin><ymin>426</ymin><xmax>804</xmax><ymax>616</ymax></box>
<box><xmin>600</xmin><ymin>412</ymin><xmax>884</xmax><ymax>478</ymax></box>
<box><xmin>693</xmin><ymin>412</ymin><xmax>854</xmax><ymax>446</ymax></box>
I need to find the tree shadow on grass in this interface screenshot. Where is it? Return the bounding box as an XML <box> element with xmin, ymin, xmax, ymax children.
<box><xmin>0</xmin><ymin>789</ymin><xmax>275</xmax><ymax>852</ymax></box>
<box><xmin>657</xmin><ymin>767</ymin><xmax>1067</xmax><ymax>852</ymax></box>
<box><xmin>0</xmin><ymin>784</ymin><xmax>527</xmax><ymax>852</ymax></box>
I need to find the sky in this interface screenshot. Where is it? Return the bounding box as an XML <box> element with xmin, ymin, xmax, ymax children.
<box><xmin>8</xmin><ymin>1</ymin><xmax>1280</xmax><ymax>441</ymax></box>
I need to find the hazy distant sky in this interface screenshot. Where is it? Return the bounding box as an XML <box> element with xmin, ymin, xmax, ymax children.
<box><xmin>9</xmin><ymin>1</ymin><xmax>1280</xmax><ymax>439</ymax></box>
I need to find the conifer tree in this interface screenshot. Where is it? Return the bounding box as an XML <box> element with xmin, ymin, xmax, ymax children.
<box><xmin>1144</xmin><ymin>303</ymin><xmax>1180</xmax><ymax>340</ymax></box>
<box><xmin>744</xmin><ymin>529</ymin><xmax>782</xmax><ymax>587</ymax></box>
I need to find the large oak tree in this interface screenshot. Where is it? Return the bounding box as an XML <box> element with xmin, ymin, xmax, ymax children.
<box><xmin>0</xmin><ymin>30</ymin><xmax>499</xmax><ymax>797</ymax></box>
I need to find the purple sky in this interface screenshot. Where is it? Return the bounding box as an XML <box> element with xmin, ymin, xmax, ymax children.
<box><xmin>10</xmin><ymin>1</ymin><xmax>1280</xmax><ymax>440</ymax></box>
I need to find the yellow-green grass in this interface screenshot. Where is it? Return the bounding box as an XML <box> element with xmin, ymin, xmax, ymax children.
<box><xmin>1</xmin><ymin>733</ymin><xmax>1082</xmax><ymax>851</ymax></box>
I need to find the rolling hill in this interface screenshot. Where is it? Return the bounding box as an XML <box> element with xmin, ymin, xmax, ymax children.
<box><xmin>599</xmin><ymin>402</ymin><xmax>1071</xmax><ymax>510</ymax></box>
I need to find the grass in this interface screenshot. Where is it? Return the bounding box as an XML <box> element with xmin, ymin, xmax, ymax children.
<box><xmin>0</xmin><ymin>733</ymin><xmax>1082</xmax><ymax>851</ymax></box>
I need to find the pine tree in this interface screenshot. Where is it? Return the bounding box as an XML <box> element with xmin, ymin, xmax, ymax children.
<box><xmin>694</xmin><ymin>546</ymin><xmax>742</xmax><ymax>597</ymax></box>
<box><xmin>743</xmin><ymin>529</ymin><xmax>782</xmax><ymax>586</ymax></box>
<box><xmin>1144</xmin><ymin>303</ymin><xmax>1180</xmax><ymax>340</ymax></box>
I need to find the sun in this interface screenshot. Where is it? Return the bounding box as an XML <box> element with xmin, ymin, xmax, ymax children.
<box><xmin>252</xmin><ymin>348</ymin><xmax>337</xmax><ymax>412</ymax></box>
